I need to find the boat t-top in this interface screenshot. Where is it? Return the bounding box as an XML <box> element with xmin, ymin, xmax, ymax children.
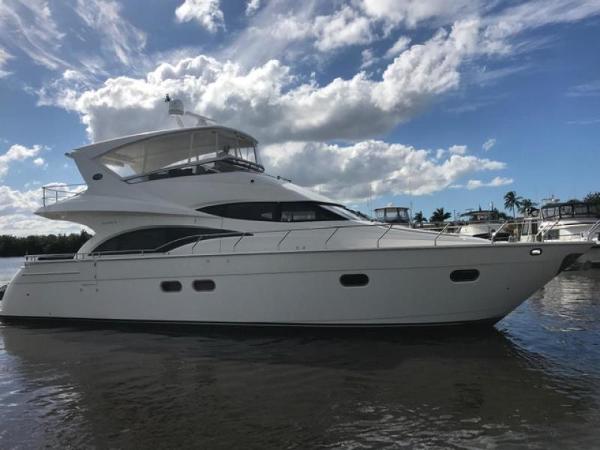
<box><xmin>0</xmin><ymin>101</ymin><xmax>593</xmax><ymax>327</ymax></box>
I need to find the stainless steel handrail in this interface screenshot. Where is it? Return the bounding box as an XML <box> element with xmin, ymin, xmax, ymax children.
<box><xmin>24</xmin><ymin>223</ymin><xmax>392</xmax><ymax>262</ymax></box>
<box><xmin>490</xmin><ymin>221</ymin><xmax>509</xmax><ymax>244</ymax></box>
<box><xmin>324</xmin><ymin>227</ymin><xmax>339</xmax><ymax>249</ymax></box>
<box><xmin>433</xmin><ymin>223</ymin><xmax>451</xmax><ymax>247</ymax></box>
<box><xmin>42</xmin><ymin>184</ymin><xmax>87</xmax><ymax>207</ymax></box>
<box><xmin>276</xmin><ymin>230</ymin><xmax>292</xmax><ymax>250</ymax></box>
<box><xmin>25</xmin><ymin>219</ymin><xmax>568</xmax><ymax>264</ymax></box>
<box><xmin>376</xmin><ymin>224</ymin><xmax>393</xmax><ymax>249</ymax></box>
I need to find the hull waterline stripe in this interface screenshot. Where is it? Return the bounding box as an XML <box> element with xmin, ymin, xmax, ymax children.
<box><xmin>0</xmin><ymin>315</ymin><xmax>505</xmax><ymax>329</ymax></box>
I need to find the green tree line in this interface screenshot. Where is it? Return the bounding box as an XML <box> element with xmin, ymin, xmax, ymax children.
<box><xmin>0</xmin><ymin>231</ymin><xmax>92</xmax><ymax>257</ymax></box>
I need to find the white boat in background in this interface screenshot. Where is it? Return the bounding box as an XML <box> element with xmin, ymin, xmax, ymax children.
<box><xmin>458</xmin><ymin>210</ymin><xmax>507</xmax><ymax>240</ymax></box>
<box><xmin>374</xmin><ymin>206</ymin><xmax>411</xmax><ymax>227</ymax></box>
<box><xmin>520</xmin><ymin>200</ymin><xmax>600</xmax><ymax>267</ymax></box>
<box><xmin>0</xmin><ymin>101</ymin><xmax>593</xmax><ymax>327</ymax></box>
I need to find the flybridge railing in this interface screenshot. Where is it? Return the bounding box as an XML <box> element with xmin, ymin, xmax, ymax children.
<box><xmin>123</xmin><ymin>156</ymin><xmax>265</xmax><ymax>184</ymax></box>
<box><xmin>42</xmin><ymin>184</ymin><xmax>87</xmax><ymax>207</ymax></box>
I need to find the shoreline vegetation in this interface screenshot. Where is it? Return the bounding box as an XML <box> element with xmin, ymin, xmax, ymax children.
<box><xmin>0</xmin><ymin>231</ymin><xmax>92</xmax><ymax>257</ymax></box>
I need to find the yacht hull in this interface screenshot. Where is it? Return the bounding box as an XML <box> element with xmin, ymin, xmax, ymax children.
<box><xmin>0</xmin><ymin>243</ymin><xmax>589</xmax><ymax>327</ymax></box>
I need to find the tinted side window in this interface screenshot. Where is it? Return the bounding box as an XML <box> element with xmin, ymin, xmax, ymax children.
<box><xmin>199</xmin><ymin>202</ymin><xmax>346</xmax><ymax>222</ymax></box>
<box><xmin>227</xmin><ymin>203</ymin><xmax>278</xmax><ymax>221</ymax></box>
<box><xmin>280</xmin><ymin>202</ymin><xmax>343</xmax><ymax>222</ymax></box>
<box><xmin>93</xmin><ymin>227</ymin><xmax>229</xmax><ymax>253</ymax></box>
<box><xmin>202</xmin><ymin>203</ymin><xmax>278</xmax><ymax>221</ymax></box>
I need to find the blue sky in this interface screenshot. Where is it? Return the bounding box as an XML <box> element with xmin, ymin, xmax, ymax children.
<box><xmin>0</xmin><ymin>0</ymin><xmax>599</xmax><ymax>234</ymax></box>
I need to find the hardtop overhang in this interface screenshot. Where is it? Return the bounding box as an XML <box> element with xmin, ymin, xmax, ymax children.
<box><xmin>69</xmin><ymin>126</ymin><xmax>258</xmax><ymax>161</ymax></box>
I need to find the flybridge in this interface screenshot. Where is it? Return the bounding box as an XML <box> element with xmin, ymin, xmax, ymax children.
<box><xmin>97</xmin><ymin>126</ymin><xmax>264</xmax><ymax>183</ymax></box>
<box><xmin>64</xmin><ymin>98</ymin><xmax>263</xmax><ymax>185</ymax></box>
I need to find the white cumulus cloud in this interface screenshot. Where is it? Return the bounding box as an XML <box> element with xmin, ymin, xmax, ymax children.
<box><xmin>0</xmin><ymin>144</ymin><xmax>43</xmax><ymax>178</ymax></box>
<box><xmin>175</xmin><ymin>0</ymin><xmax>225</xmax><ymax>33</ymax></box>
<box><xmin>51</xmin><ymin>19</ymin><xmax>497</xmax><ymax>145</ymax></box>
<box><xmin>313</xmin><ymin>6</ymin><xmax>375</xmax><ymax>52</ymax></box>
<box><xmin>0</xmin><ymin>184</ymin><xmax>39</xmax><ymax>213</ymax></box>
<box><xmin>262</xmin><ymin>140</ymin><xmax>507</xmax><ymax>202</ymax></box>
<box><xmin>449</xmin><ymin>145</ymin><xmax>467</xmax><ymax>155</ymax></box>
<box><xmin>0</xmin><ymin>182</ymin><xmax>86</xmax><ymax>235</ymax></box>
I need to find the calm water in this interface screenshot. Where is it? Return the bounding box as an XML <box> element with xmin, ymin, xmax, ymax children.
<box><xmin>1</xmin><ymin>259</ymin><xmax>600</xmax><ymax>449</ymax></box>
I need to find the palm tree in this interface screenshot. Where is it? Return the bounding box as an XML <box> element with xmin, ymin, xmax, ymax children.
<box><xmin>504</xmin><ymin>191</ymin><xmax>522</xmax><ymax>218</ymax></box>
<box><xmin>430</xmin><ymin>207</ymin><xmax>451</xmax><ymax>224</ymax></box>
<box><xmin>518</xmin><ymin>198</ymin><xmax>537</xmax><ymax>215</ymax></box>
<box><xmin>413</xmin><ymin>211</ymin><xmax>426</xmax><ymax>227</ymax></box>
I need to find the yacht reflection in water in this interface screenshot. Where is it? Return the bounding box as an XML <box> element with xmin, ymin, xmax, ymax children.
<box><xmin>0</xmin><ymin>323</ymin><xmax>597</xmax><ymax>449</ymax></box>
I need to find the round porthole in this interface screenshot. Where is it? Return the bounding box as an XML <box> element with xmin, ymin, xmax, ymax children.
<box><xmin>92</xmin><ymin>173</ymin><xmax>103</xmax><ymax>181</ymax></box>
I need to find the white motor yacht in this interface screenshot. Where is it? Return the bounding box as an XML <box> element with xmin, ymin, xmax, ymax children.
<box><xmin>0</xmin><ymin>105</ymin><xmax>593</xmax><ymax>327</ymax></box>
<box><xmin>520</xmin><ymin>201</ymin><xmax>600</xmax><ymax>267</ymax></box>
<box><xmin>458</xmin><ymin>210</ymin><xmax>508</xmax><ymax>240</ymax></box>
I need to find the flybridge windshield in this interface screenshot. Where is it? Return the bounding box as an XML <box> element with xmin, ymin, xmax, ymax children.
<box><xmin>99</xmin><ymin>128</ymin><xmax>259</xmax><ymax>178</ymax></box>
<box><xmin>375</xmin><ymin>208</ymin><xmax>409</xmax><ymax>223</ymax></box>
<box><xmin>542</xmin><ymin>202</ymin><xmax>600</xmax><ymax>219</ymax></box>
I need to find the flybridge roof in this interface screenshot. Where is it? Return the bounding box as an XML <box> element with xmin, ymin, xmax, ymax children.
<box><xmin>69</xmin><ymin>126</ymin><xmax>260</xmax><ymax>180</ymax></box>
<box><xmin>69</xmin><ymin>126</ymin><xmax>258</xmax><ymax>160</ymax></box>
